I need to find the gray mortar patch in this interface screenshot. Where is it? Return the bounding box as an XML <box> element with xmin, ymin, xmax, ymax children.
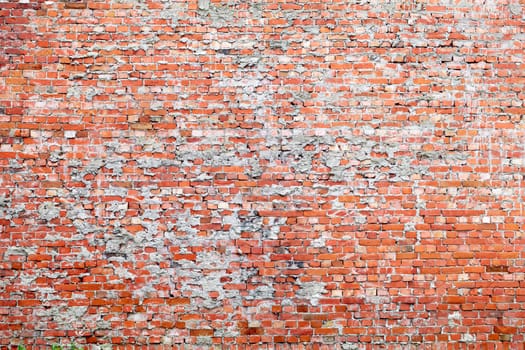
<box><xmin>38</xmin><ymin>202</ymin><xmax>60</xmax><ymax>221</ymax></box>
<box><xmin>198</xmin><ymin>2</ymin><xmax>235</xmax><ymax>26</ymax></box>
<box><xmin>4</xmin><ymin>246</ymin><xmax>36</xmax><ymax>258</ymax></box>
<box><xmin>174</xmin><ymin>210</ymin><xmax>199</xmax><ymax>235</ymax></box>
<box><xmin>137</xmin><ymin>157</ymin><xmax>164</xmax><ymax>170</ymax></box>
<box><xmin>296</xmin><ymin>281</ymin><xmax>327</xmax><ymax>306</ymax></box>
<box><xmin>97</xmin><ymin>226</ymin><xmax>136</xmax><ymax>260</ymax></box>
<box><xmin>36</xmin><ymin>306</ymin><xmax>88</xmax><ymax>327</ymax></box>
<box><xmin>262</xmin><ymin>217</ymin><xmax>286</xmax><ymax>240</ymax></box>
<box><xmin>509</xmin><ymin>3</ymin><xmax>522</xmax><ymax>15</ymax></box>
<box><xmin>247</xmin><ymin>285</ymin><xmax>275</xmax><ymax>300</ymax></box>
<box><xmin>104</xmin><ymin>157</ymin><xmax>126</xmax><ymax>176</ymax></box>
<box><xmin>0</xmin><ymin>195</ymin><xmax>19</xmax><ymax>220</ymax></box>
<box><xmin>161</xmin><ymin>0</ymin><xmax>187</xmax><ymax>29</ymax></box>
<box><xmin>198</xmin><ymin>0</ymin><xmax>209</xmax><ymax>11</ymax></box>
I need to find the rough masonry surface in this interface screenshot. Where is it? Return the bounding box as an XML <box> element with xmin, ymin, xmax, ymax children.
<box><xmin>1</xmin><ymin>0</ymin><xmax>525</xmax><ymax>348</ymax></box>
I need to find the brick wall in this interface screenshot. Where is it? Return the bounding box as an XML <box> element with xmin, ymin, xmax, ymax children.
<box><xmin>1</xmin><ymin>0</ymin><xmax>525</xmax><ymax>348</ymax></box>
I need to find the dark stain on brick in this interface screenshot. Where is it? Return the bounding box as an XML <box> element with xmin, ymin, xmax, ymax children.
<box><xmin>240</xmin><ymin>327</ymin><xmax>264</xmax><ymax>336</ymax></box>
<box><xmin>486</xmin><ymin>265</ymin><xmax>509</xmax><ymax>273</ymax></box>
<box><xmin>64</xmin><ymin>1</ymin><xmax>86</xmax><ymax>9</ymax></box>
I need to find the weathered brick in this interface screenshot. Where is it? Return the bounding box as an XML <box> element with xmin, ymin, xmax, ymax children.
<box><xmin>1</xmin><ymin>0</ymin><xmax>525</xmax><ymax>348</ymax></box>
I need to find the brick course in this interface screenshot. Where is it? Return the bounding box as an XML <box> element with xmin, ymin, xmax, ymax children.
<box><xmin>1</xmin><ymin>0</ymin><xmax>525</xmax><ymax>348</ymax></box>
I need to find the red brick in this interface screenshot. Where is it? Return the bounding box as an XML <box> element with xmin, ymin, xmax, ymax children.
<box><xmin>190</xmin><ymin>329</ymin><xmax>214</xmax><ymax>337</ymax></box>
<box><xmin>494</xmin><ymin>326</ymin><xmax>517</xmax><ymax>334</ymax></box>
<box><xmin>444</xmin><ymin>296</ymin><xmax>465</xmax><ymax>304</ymax></box>
<box><xmin>64</xmin><ymin>2</ymin><xmax>87</xmax><ymax>9</ymax></box>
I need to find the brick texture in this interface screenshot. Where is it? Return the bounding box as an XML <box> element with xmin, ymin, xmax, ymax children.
<box><xmin>1</xmin><ymin>0</ymin><xmax>525</xmax><ymax>348</ymax></box>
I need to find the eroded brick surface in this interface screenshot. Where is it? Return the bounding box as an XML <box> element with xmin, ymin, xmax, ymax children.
<box><xmin>1</xmin><ymin>0</ymin><xmax>525</xmax><ymax>348</ymax></box>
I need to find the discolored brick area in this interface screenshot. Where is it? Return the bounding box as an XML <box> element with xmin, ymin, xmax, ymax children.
<box><xmin>1</xmin><ymin>0</ymin><xmax>525</xmax><ymax>348</ymax></box>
